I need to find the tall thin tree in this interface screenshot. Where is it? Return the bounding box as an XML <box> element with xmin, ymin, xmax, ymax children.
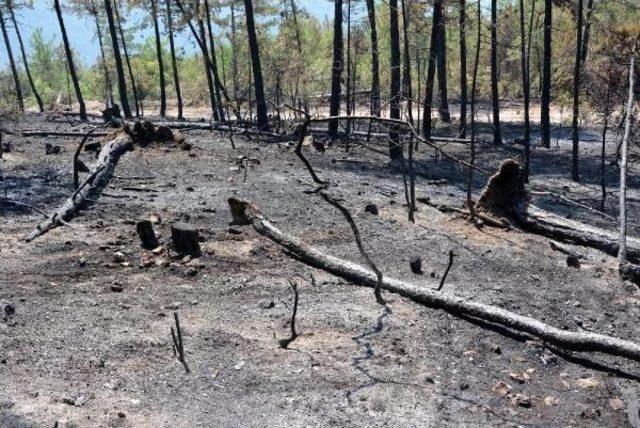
<box><xmin>458</xmin><ymin>0</ymin><xmax>467</xmax><ymax>136</ymax></box>
<box><xmin>571</xmin><ymin>0</ymin><xmax>584</xmax><ymax>182</ymax></box>
<box><xmin>54</xmin><ymin>0</ymin><xmax>86</xmax><ymax>120</ymax></box>
<box><xmin>436</xmin><ymin>5</ymin><xmax>450</xmax><ymax>122</ymax></box>
<box><xmin>328</xmin><ymin>0</ymin><xmax>344</xmax><ymax>137</ymax></box>
<box><xmin>205</xmin><ymin>0</ymin><xmax>225</xmax><ymax>122</ymax></box>
<box><xmin>490</xmin><ymin>0</ymin><xmax>501</xmax><ymax>144</ymax></box>
<box><xmin>401</xmin><ymin>0</ymin><xmax>413</xmax><ymax>125</ymax></box>
<box><xmin>150</xmin><ymin>0</ymin><xmax>166</xmax><ymax>117</ymax></box>
<box><xmin>422</xmin><ymin>0</ymin><xmax>442</xmax><ymax>140</ymax></box>
<box><xmin>244</xmin><ymin>0</ymin><xmax>268</xmax><ymax>128</ymax></box>
<box><xmin>104</xmin><ymin>0</ymin><xmax>132</xmax><ymax>118</ymax></box>
<box><xmin>165</xmin><ymin>0</ymin><xmax>183</xmax><ymax>120</ymax></box>
<box><xmin>541</xmin><ymin>0</ymin><xmax>552</xmax><ymax>147</ymax></box>
<box><xmin>519</xmin><ymin>0</ymin><xmax>531</xmax><ymax>181</ymax></box>
<box><xmin>389</xmin><ymin>0</ymin><xmax>402</xmax><ymax>160</ymax></box>
<box><xmin>0</xmin><ymin>4</ymin><xmax>23</xmax><ymax>111</ymax></box>
<box><xmin>7</xmin><ymin>0</ymin><xmax>43</xmax><ymax>111</ymax></box>
<box><xmin>618</xmin><ymin>55</ymin><xmax>635</xmax><ymax>264</ymax></box>
<box><xmin>114</xmin><ymin>0</ymin><xmax>140</xmax><ymax>117</ymax></box>
<box><xmin>365</xmin><ymin>0</ymin><xmax>380</xmax><ymax>116</ymax></box>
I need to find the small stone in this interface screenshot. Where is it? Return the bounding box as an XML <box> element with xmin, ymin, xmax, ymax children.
<box><xmin>509</xmin><ymin>371</ymin><xmax>530</xmax><ymax>384</ymax></box>
<box><xmin>544</xmin><ymin>396</ymin><xmax>560</xmax><ymax>406</ymax></box>
<box><xmin>151</xmin><ymin>246</ymin><xmax>164</xmax><ymax>255</ymax></box>
<box><xmin>576</xmin><ymin>377</ymin><xmax>601</xmax><ymax>390</ymax></box>
<box><xmin>2</xmin><ymin>302</ymin><xmax>16</xmax><ymax>317</ymax></box>
<box><xmin>186</xmin><ymin>267</ymin><xmax>199</xmax><ymax>277</ymax></box>
<box><xmin>234</xmin><ymin>361</ymin><xmax>245</xmax><ymax>370</ymax></box>
<box><xmin>261</xmin><ymin>301</ymin><xmax>275</xmax><ymax>309</ymax></box>
<box><xmin>181</xmin><ymin>142</ymin><xmax>192</xmax><ymax>151</ymax></box>
<box><xmin>364</xmin><ymin>203</ymin><xmax>379</xmax><ymax>215</ymax></box>
<box><xmin>118</xmin><ymin>411</ymin><xmax>126</xmax><ymax>418</ymax></box>
<box><xmin>113</xmin><ymin>251</ymin><xmax>127</xmax><ymax>263</ymax></box>
<box><xmin>490</xmin><ymin>344</ymin><xmax>502</xmax><ymax>354</ymax></box>
<box><xmin>110</xmin><ymin>282</ymin><xmax>125</xmax><ymax>293</ymax></box>
<box><xmin>567</xmin><ymin>255</ymin><xmax>581</xmax><ymax>268</ymax></box>
<box><xmin>409</xmin><ymin>256</ymin><xmax>423</xmax><ymax>274</ymax></box>
<box><xmin>492</xmin><ymin>381</ymin><xmax>511</xmax><ymax>397</ymax></box>
<box><xmin>511</xmin><ymin>393</ymin><xmax>531</xmax><ymax>408</ymax></box>
<box><xmin>609</xmin><ymin>398</ymin><xmax>625</xmax><ymax>411</ymax></box>
<box><xmin>45</xmin><ymin>143</ymin><xmax>61</xmax><ymax>155</ymax></box>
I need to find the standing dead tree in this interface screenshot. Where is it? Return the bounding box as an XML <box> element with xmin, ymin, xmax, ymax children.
<box><xmin>618</xmin><ymin>54</ymin><xmax>635</xmax><ymax>269</ymax></box>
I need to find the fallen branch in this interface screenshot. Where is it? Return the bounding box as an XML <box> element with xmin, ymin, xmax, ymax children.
<box><xmin>26</xmin><ymin>133</ymin><xmax>133</xmax><ymax>242</ymax></box>
<box><xmin>228</xmin><ymin>197</ymin><xmax>640</xmax><ymax>363</ymax></box>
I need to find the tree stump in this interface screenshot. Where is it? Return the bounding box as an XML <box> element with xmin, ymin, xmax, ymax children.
<box><xmin>171</xmin><ymin>222</ymin><xmax>201</xmax><ymax>257</ymax></box>
<box><xmin>137</xmin><ymin>219</ymin><xmax>159</xmax><ymax>249</ymax></box>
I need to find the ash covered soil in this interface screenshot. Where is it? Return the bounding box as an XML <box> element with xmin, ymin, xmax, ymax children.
<box><xmin>1</xmin><ymin>114</ymin><xmax>640</xmax><ymax>427</ymax></box>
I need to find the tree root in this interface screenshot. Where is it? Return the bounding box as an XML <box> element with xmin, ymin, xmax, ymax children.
<box><xmin>228</xmin><ymin>197</ymin><xmax>640</xmax><ymax>363</ymax></box>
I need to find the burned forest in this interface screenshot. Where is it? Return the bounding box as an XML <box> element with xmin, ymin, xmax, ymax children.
<box><xmin>1</xmin><ymin>0</ymin><xmax>640</xmax><ymax>426</ymax></box>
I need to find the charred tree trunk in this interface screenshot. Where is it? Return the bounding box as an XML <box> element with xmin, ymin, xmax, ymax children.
<box><xmin>7</xmin><ymin>0</ymin><xmax>43</xmax><ymax>112</ymax></box>
<box><xmin>619</xmin><ymin>56</ymin><xmax>635</xmax><ymax>264</ymax></box>
<box><xmin>389</xmin><ymin>0</ymin><xmax>403</xmax><ymax>160</ymax></box>
<box><xmin>114</xmin><ymin>0</ymin><xmax>140</xmax><ymax>117</ymax></box>
<box><xmin>580</xmin><ymin>0</ymin><xmax>594</xmax><ymax>63</ymax></box>
<box><xmin>571</xmin><ymin>0</ymin><xmax>584</xmax><ymax>182</ymax></box>
<box><xmin>165</xmin><ymin>0</ymin><xmax>183</xmax><ymax>120</ymax></box>
<box><xmin>329</xmin><ymin>0</ymin><xmax>344</xmax><ymax>138</ymax></box>
<box><xmin>401</xmin><ymin>0</ymin><xmax>414</xmax><ymax>125</ymax></box>
<box><xmin>490</xmin><ymin>0</ymin><xmax>501</xmax><ymax>144</ymax></box>
<box><xmin>244</xmin><ymin>0</ymin><xmax>268</xmax><ymax>129</ymax></box>
<box><xmin>365</xmin><ymin>0</ymin><xmax>381</xmax><ymax>116</ymax></box>
<box><xmin>93</xmin><ymin>6</ymin><xmax>114</xmax><ymax>108</ymax></box>
<box><xmin>198</xmin><ymin>17</ymin><xmax>219</xmax><ymax>121</ymax></box>
<box><xmin>422</xmin><ymin>0</ymin><xmax>442</xmax><ymax>140</ymax></box>
<box><xmin>151</xmin><ymin>0</ymin><xmax>166</xmax><ymax>117</ymax></box>
<box><xmin>519</xmin><ymin>0</ymin><xmax>531</xmax><ymax>181</ymax></box>
<box><xmin>458</xmin><ymin>0</ymin><xmax>467</xmax><ymax>137</ymax></box>
<box><xmin>0</xmin><ymin>5</ymin><xmax>23</xmax><ymax>112</ymax></box>
<box><xmin>54</xmin><ymin>0</ymin><xmax>86</xmax><ymax>120</ymax></box>
<box><xmin>205</xmin><ymin>0</ymin><xmax>225</xmax><ymax>122</ymax></box>
<box><xmin>436</xmin><ymin>5</ymin><xmax>450</xmax><ymax>123</ymax></box>
<box><xmin>541</xmin><ymin>0</ymin><xmax>552</xmax><ymax>148</ymax></box>
<box><xmin>467</xmin><ymin>0</ymin><xmax>481</xmax><ymax>213</ymax></box>
<box><xmin>104</xmin><ymin>0</ymin><xmax>132</xmax><ymax>118</ymax></box>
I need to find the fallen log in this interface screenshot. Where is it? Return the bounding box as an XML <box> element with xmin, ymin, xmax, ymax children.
<box><xmin>477</xmin><ymin>160</ymin><xmax>640</xmax><ymax>264</ymax></box>
<box><xmin>25</xmin><ymin>133</ymin><xmax>133</xmax><ymax>242</ymax></box>
<box><xmin>21</xmin><ymin>130</ymin><xmax>110</xmax><ymax>138</ymax></box>
<box><xmin>227</xmin><ymin>197</ymin><xmax>640</xmax><ymax>362</ymax></box>
<box><xmin>26</xmin><ymin>121</ymin><xmax>179</xmax><ymax>242</ymax></box>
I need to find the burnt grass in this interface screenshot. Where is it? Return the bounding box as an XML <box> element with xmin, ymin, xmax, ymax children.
<box><xmin>1</xmin><ymin>113</ymin><xmax>640</xmax><ymax>427</ymax></box>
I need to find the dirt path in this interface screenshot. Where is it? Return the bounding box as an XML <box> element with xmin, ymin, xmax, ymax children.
<box><xmin>1</xmin><ymin>114</ymin><xmax>639</xmax><ymax>427</ymax></box>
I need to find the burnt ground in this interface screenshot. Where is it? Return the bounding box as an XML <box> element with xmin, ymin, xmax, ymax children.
<box><xmin>1</xmin><ymin>113</ymin><xmax>640</xmax><ymax>427</ymax></box>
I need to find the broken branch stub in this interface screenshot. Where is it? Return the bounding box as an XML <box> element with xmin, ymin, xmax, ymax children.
<box><xmin>227</xmin><ymin>197</ymin><xmax>640</xmax><ymax>363</ymax></box>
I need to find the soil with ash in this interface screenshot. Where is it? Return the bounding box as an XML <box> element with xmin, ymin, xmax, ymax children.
<box><xmin>1</xmin><ymin>114</ymin><xmax>639</xmax><ymax>427</ymax></box>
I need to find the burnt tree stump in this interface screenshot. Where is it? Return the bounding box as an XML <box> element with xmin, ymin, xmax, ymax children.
<box><xmin>171</xmin><ymin>222</ymin><xmax>201</xmax><ymax>257</ymax></box>
<box><xmin>137</xmin><ymin>219</ymin><xmax>159</xmax><ymax>249</ymax></box>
